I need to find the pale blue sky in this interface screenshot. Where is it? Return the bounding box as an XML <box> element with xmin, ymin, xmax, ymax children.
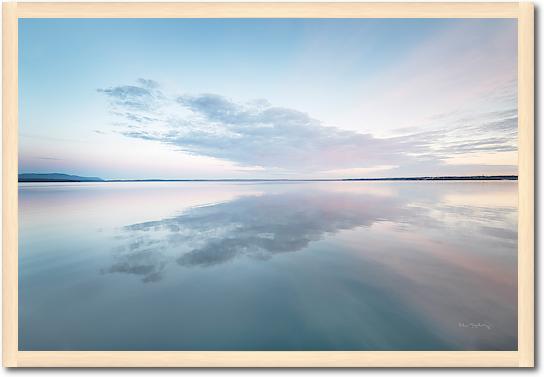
<box><xmin>19</xmin><ymin>19</ymin><xmax>517</xmax><ymax>179</ymax></box>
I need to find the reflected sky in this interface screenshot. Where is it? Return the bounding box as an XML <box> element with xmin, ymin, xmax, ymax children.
<box><xmin>19</xmin><ymin>181</ymin><xmax>517</xmax><ymax>350</ymax></box>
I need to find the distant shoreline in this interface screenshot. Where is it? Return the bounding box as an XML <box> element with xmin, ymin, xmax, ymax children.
<box><xmin>19</xmin><ymin>175</ymin><xmax>518</xmax><ymax>183</ymax></box>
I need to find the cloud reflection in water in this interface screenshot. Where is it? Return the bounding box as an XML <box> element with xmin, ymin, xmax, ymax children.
<box><xmin>105</xmin><ymin>184</ymin><xmax>516</xmax><ymax>286</ymax></box>
<box><xmin>105</xmin><ymin>189</ymin><xmax>410</xmax><ymax>281</ymax></box>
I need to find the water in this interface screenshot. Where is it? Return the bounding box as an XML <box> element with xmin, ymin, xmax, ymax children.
<box><xmin>19</xmin><ymin>181</ymin><xmax>517</xmax><ymax>350</ymax></box>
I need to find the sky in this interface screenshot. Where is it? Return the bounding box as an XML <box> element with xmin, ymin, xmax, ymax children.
<box><xmin>19</xmin><ymin>18</ymin><xmax>517</xmax><ymax>180</ymax></box>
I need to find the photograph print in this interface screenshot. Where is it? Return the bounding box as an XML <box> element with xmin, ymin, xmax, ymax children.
<box><xmin>19</xmin><ymin>18</ymin><xmax>518</xmax><ymax>351</ymax></box>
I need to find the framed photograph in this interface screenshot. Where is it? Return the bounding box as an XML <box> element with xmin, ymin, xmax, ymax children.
<box><xmin>3</xmin><ymin>2</ymin><xmax>534</xmax><ymax>368</ymax></box>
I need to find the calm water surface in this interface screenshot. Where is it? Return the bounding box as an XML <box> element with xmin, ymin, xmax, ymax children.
<box><xmin>19</xmin><ymin>181</ymin><xmax>517</xmax><ymax>350</ymax></box>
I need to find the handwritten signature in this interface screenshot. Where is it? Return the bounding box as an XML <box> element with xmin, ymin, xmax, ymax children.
<box><xmin>458</xmin><ymin>322</ymin><xmax>492</xmax><ymax>330</ymax></box>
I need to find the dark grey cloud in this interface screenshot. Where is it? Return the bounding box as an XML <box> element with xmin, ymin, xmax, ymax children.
<box><xmin>98</xmin><ymin>80</ymin><xmax>517</xmax><ymax>174</ymax></box>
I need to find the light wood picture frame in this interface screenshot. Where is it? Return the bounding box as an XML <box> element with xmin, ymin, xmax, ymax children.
<box><xmin>2</xmin><ymin>2</ymin><xmax>534</xmax><ymax>367</ymax></box>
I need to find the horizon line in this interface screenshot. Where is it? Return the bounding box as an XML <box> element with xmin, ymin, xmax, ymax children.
<box><xmin>18</xmin><ymin>173</ymin><xmax>519</xmax><ymax>183</ymax></box>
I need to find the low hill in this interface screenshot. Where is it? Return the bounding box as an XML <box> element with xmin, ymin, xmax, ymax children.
<box><xmin>19</xmin><ymin>173</ymin><xmax>104</xmax><ymax>182</ymax></box>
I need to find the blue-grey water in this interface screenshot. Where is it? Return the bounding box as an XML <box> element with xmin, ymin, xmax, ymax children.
<box><xmin>19</xmin><ymin>181</ymin><xmax>517</xmax><ymax>350</ymax></box>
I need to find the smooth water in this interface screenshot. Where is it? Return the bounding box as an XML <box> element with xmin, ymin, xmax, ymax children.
<box><xmin>19</xmin><ymin>181</ymin><xmax>517</xmax><ymax>350</ymax></box>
